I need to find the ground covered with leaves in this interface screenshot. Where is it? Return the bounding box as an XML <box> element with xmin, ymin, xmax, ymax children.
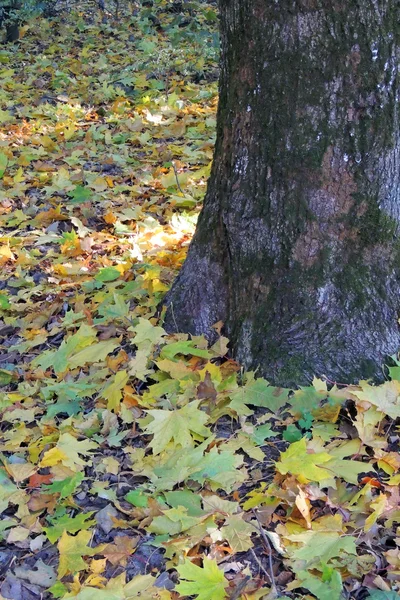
<box><xmin>0</xmin><ymin>3</ymin><xmax>400</xmax><ymax>600</ymax></box>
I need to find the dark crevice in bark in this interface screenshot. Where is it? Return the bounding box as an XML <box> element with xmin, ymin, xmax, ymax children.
<box><xmin>163</xmin><ymin>0</ymin><xmax>400</xmax><ymax>386</ymax></box>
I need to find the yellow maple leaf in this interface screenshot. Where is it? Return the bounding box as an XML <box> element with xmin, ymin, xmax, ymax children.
<box><xmin>40</xmin><ymin>447</ymin><xmax>68</xmax><ymax>468</ymax></box>
<box><xmin>58</xmin><ymin>530</ymin><xmax>97</xmax><ymax>578</ymax></box>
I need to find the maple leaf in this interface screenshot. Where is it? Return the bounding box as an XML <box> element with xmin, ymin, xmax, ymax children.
<box><xmin>160</xmin><ymin>339</ymin><xmax>212</xmax><ymax>360</ymax></box>
<box><xmin>295</xmin><ymin>567</ymin><xmax>343</xmax><ymax>600</ymax></box>
<box><xmin>289</xmin><ymin>530</ymin><xmax>357</xmax><ymax>565</ymax></box>
<box><xmin>229</xmin><ymin>375</ymin><xmax>289</xmax><ymax>416</ymax></box>
<box><xmin>58</xmin><ymin>530</ymin><xmax>97</xmax><ymax>578</ymax></box>
<box><xmin>101</xmin><ymin>535</ymin><xmax>139</xmax><ymax>566</ymax></box>
<box><xmin>132</xmin><ymin>317</ymin><xmax>166</xmax><ymax>347</ymax></box>
<box><xmin>147</xmin><ymin>506</ymin><xmax>203</xmax><ymax>535</ymax></box>
<box><xmin>176</xmin><ymin>558</ymin><xmax>228</xmax><ymax>600</ymax></box>
<box><xmin>164</xmin><ymin>489</ymin><xmax>206</xmax><ymax>516</ymax></box>
<box><xmin>31</xmin><ymin>323</ymin><xmax>97</xmax><ymax>373</ymax></box>
<box><xmin>40</xmin><ymin>433</ymin><xmax>97</xmax><ymax>471</ymax></box>
<box><xmin>145</xmin><ymin>400</ymin><xmax>210</xmax><ymax>454</ymax></box>
<box><xmin>0</xmin><ymin>152</ymin><xmax>8</xmax><ymax>177</ymax></box>
<box><xmin>221</xmin><ymin>514</ymin><xmax>256</xmax><ymax>552</ymax></box>
<box><xmin>100</xmin><ymin>370</ymin><xmax>129</xmax><ymax>412</ymax></box>
<box><xmin>43</xmin><ymin>472</ymin><xmax>84</xmax><ymax>499</ymax></box>
<box><xmin>66</xmin><ymin>573</ymin><xmax>169</xmax><ymax>599</ymax></box>
<box><xmin>67</xmin><ymin>340</ymin><xmax>120</xmax><ymax>369</ymax></box>
<box><xmin>129</xmin><ymin>348</ymin><xmax>153</xmax><ymax>381</ymax></box>
<box><xmin>326</xmin><ymin>457</ymin><xmax>368</xmax><ymax>484</ymax></box>
<box><xmin>353</xmin><ymin>380</ymin><xmax>400</xmax><ymax>419</ymax></box>
<box><xmin>276</xmin><ymin>438</ymin><xmax>333</xmax><ymax>484</ymax></box>
<box><xmin>190</xmin><ymin>447</ymin><xmax>246</xmax><ymax>492</ymax></box>
<box><xmin>44</xmin><ymin>512</ymin><xmax>95</xmax><ymax>544</ymax></box>
<box><xmin>5</xmin><ymin>461</ymin><xmax>36</xmax><ymax>483</ymax></box>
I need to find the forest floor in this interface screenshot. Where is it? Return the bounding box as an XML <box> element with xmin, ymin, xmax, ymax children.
<box><xmin>0</xmin><ymin>3</ymin><xmax>399</xmax><ymax>600</ymax></box>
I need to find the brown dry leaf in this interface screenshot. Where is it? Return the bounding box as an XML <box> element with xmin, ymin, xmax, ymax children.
<box><xmin>197</xmin><ymin>371</ymin><xmax>217</xmax><ymax>402</ymax></box>
<box><xmin>101</xmin><ymin>535</ymin><xmax>139</xmax><ymax>566</ymax></box>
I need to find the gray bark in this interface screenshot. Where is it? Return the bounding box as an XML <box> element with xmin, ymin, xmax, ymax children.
<box><xmin>163</xmin><ymin>0</ymin><xmax>400</xmax><ymax>386</ymax></box>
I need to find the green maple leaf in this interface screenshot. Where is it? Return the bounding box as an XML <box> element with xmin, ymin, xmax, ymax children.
<box><xmin>67</xmin><ymin>185</ymin><xmax>92</xmax><ymax>203</ymax></box>
<box><xmin>326</xmin><ymin>457</ymin><xmax>368</xmax><ymax>484</ymax></box>
<box><xmin>57</xmin><ymin>530</ymin><xmax>97</xmax><ymax>578</ymax></box>
<box><xmin>125</xmin><ymin>489</ymin><xmax>149</xmax><ymax>508</ymax></box>
<box><xmin>147</xmin><ymin>506</ymin><xmax>202</xmax><ymax>535</ymax></box>
<box><xmin>296</xmin><ymin>567</ymin><xmax>343</xmax><ymax>600</ymax></box>
<box><xmin>367</xmin><ymin>591</ymin><xmax>400</xmax><ymax>600</ymax></box>
<box><xmin>67</xmin><ymin>340</ymin><xmax>120</xmax><ymax>369</ymax></box>
<box><xmin>251</xmin><ymin>423</ymin><xmax>276</xmax><ymax>445</ymax></box>
<box><xmin>276</xmin><ymin>438</ymin><xmax>333</xmax><ymax>483</ymax></box>
<box><xmin>44</xmin><ymin>512</ymin><xmax>95</xmax><ymax>544</ymax></box>
<box><xmin>145</xmin><ymin>400</ymin><xmax>210</xmax><ymax>454</ymax></box>
<box><xmin>0</xmin><ymin>152</ymin><xmax>8</xmax><ymax>178</ymax></box>
<box><xmin>160</xmin><ymin>339</ymin><xmax>212</xmax><ymax>360</ymax></box>
<box><xmin>132</xmin><ymin>317</ymin><xmax>166</xmax><ymax>347</ymax></box>
<box><xmin>32</xmin><ymin>323</ymin><xmax>97</xmax><ymax>373</ymax></box>
<box><xmin>229</xmin><ymin>376</ymin><xmax>289</xmax><ymax>416</ymax></box>
<box><xmin>148</xmin><ymin>443</ymin><xmax>245</xmax><ymax>493</ymax></box>
<box><xmin>43</xmin><ymin>472</ymin><xmax>84</xmax><ymax>500</ymax></box>
<box><xmin>95</xmin><ymin>267</ymin><xmax>121</xmax><ymax>283</ymax></box>
<box><xmin>98</xmin><ymin>293</ymin><xmax>129</xmax><ymax>319</ymax></box>
<box><xmin>0</xmin><ymin>293</ymin><xmax>10</xmax><ymax>309</ymax></box>
<box><xmin>176</xmin><ymin>558</ymin><xmax>228</xmax><ymax>600</ymax></box>
<box><xmin>190</xmin><ymin>446</ymin><xmax>246</xmax><ymax>492</ymax></box>
<box><xmin>289</xmin><ymin>530</ymin><xmax>357</xmax><ymax>565</ymax></box>
<box><xmin>164</xmin><ymin>489</ymin><xmax>204</xmax><ymax>516</ymax></box>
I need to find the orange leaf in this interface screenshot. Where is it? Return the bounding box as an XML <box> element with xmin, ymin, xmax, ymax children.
<box><xmin>101</xmin><ymin>535</ymin><xmax>138</xmax><ymax>566</ymax></box>
<box><xmin>27</xmin><ymin>473</ymin><xmax>53</xmax><ymax>489</ymax></box>
<box><xmin>104</xmin><ymin>211</ymin><xmax>117</xmax><ymax>224</ymax></box>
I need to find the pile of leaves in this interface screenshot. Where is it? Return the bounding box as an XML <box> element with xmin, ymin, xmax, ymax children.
<box><xmin>0</xmin><ymin>3</ymin><xmax>399</xmax><ymax>599</ymax></box>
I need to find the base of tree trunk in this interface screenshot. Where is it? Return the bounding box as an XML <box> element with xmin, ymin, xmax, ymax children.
<box><xmin>163</xmin><ymin>0</ymin><xmax>400</xmax><ymax>387</ymax></box>
<box><xmin>163</xmin><ymin>240</ymin><xmax>400</xmax><ymax>386</ymax></box>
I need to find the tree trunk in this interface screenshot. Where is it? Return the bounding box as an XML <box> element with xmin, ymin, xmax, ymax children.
<box><xmin>163</xmin><ymin>0</ymin><xmax>400</xmax><ymax>386</ymax></box>
<box><xmin>0</xmin><ymin>2</ymin><xmax>20</xmax><ymax>43</ymax></box>
<box><xmin>5</xmin><ymin>22</ymin><xmax>19</xmax><ymax>42</ymax></box>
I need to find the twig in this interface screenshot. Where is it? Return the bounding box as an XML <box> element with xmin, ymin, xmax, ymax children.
<box><xmin>251</xmin><ymin>509</ymin><xmax>277</xmax><ymax>595</ymax></box>
<box><xmin>172</xmin><ymin>160</ymin><xmax>184</xmax><ymax>194</ymax></box>
<box><xmin>322</xmin><ymin>375</ymin><xmax>350</xmax><ymax>388</ymax></box>
<box><xmin>250</xmin><ymin>548</ymin><xmax>271</xmax><ymax>581</ymax></box>
<box><xmin>229</xmin><ymin>574</ymin><xmax>250</xmax><ymax>600</ymax></box>
<box><xmin>165</xmin><ymin>72</ymin><xmax>169</xmax><ymax>103</ymax></box>
<box><xmin>169</xmin><ymin>301</ymin><xmax>179</xmax><ymax>333</ymax></box>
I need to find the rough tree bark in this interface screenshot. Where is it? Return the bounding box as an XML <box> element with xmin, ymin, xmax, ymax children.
<box><xmin>163</xmin><ymin>0</ymin><xmax>400</xmax><ymax>385</ymax></box>
<box><xmin>0</xmin><ymin>0</ymin><xmax>20</xmax><ymax>43</ymax></box>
